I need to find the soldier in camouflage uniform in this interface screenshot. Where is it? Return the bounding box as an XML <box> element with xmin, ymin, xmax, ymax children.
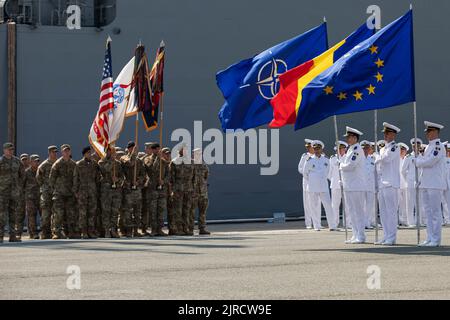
<box><xmin>138</xmin><ymin>147</ymin><xmax>150</xmax><ymax>236</ymax></box>
<box><xmin>150</xmin><ymin>147</ymin><xmax>171</xmax><ymax>236</ymax></box>
<box><xmin>49</xmin><ymin>144</ymin><xmax>77</xmax><ymax>239</ymax></box>
<box><xmin>24</xmin><ymin>155</ymin><xmax>41</xmax><ymax>239</ymax></box>
<box><xmin>143</xmin><ymin>142</ymin><xmax>160</xmax><ymax>234</ymax></box>
<box><xmin>190</xmin><ymin>148</ymin><xmax>211</xmax><ymax>235</ymax></box>
<box><xmin>36</xmin><ymin>145</ymin><xmax>58</xmax><ymax>239</ymax></box>
<box><xmin>15</xmin><ymin>154</ymin><xmax>28</xmax><ymax>239</ymax></box>
<box><xmin>170</xmin><ymin>145</ymin><xmax>195</xmax><ymax>236</ymax></box>
<box><xmin>0</xmin><ymin>142</ymin><xmax>22</xmax><ymax>243</ymax></box>
<box><xmin>73</xmin><ymin>146</ymin><xmax>101</xmax><ymax>239</ymax></box>
<box><xmin>98</xmin><ymin>146</ymin><xmax>124</xmax><ymax>238</ymax></box>
<box><xmin>120</xmin><ymin>141</ymin><xmax>146</xmax><ymax>237</ymax></box>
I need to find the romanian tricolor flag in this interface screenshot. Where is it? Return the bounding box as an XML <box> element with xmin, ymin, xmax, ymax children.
<box><xmin>269</xmin><ymin>23</ymin><xmax>374</xmax><ymax>128</ymax></box>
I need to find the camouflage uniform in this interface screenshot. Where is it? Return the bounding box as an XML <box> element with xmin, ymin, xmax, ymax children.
<box><xmin>139</xmin><ymin>153</ymin><xmax>151</xmax><ymax>234</ymax></box>
<box><xmin>49</xmin><ymin>157</ymin><xmax>77</xmax><ymax>238</ymax></box>
<box><xmin>120</xmin><ymin>153</ymin><xmax>146</xmax><ymax>236</ymax></box>
<box><xmin>36</xmin><ymin>158</ymin><xmax>55</xmax><ymax>238</ymax></box>
<box><xmin>24</xmin><ymin>166</ymin><xmax>41</xmax><ymax>238</ymax></box>
<box><xmin>151</xmin><ymin>156</ymin><xmax>170</xmax><ymax>235</ymax></box>
<box><xmin>144</xmin><ymin>153</ymin><xmax>158</xmax><ymax>232</ymax></box>
<box><xmin>73</xmin><ymin>158</ymin><xmax>100</xmax><ymax>238</ymax></box>
<box><xmin>170</xmin><ymin>157</ymin><xmax>195</xmax><ymax>235</ymax></box>
<box><xmin>98</xmin><ymin>154</ymin><xmax>124</xmax><ymax>237</ymax></box>
<box><xmin>15</xmin><ymin>162</ymin><xmax>26</xmax><ymax>238</ymax></box>
<box><xmin>190</xmin><ymin>163</ymin><xmax>210</xmax><ymax>232</ymax></box>
<box><xmin>0</xmin><ymin>155</ymin><xmax>21</xmax><ymax>241</ymax></box>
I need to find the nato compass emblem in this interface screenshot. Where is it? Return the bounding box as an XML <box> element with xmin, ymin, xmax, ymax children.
<box><xmin>256</xmin><ymin>58</ymin><xmax>287</xmax><ymax>100</ymax></box>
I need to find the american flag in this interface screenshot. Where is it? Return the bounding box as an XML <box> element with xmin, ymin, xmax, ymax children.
<box><xmin>92</xmin><ymin>37</ymin><xmax>114</xmax><ymax>149</ymax></box>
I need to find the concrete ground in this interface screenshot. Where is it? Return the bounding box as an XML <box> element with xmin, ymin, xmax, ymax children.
<box><xmin>1</xmin><ymin>221</ymin><xmax>450</xmax><ymax>300</ymax></box>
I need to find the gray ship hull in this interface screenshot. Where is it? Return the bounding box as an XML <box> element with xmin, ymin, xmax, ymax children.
<box><xmin>1</xmin><ymin>0</ymin><xmax>449</xmax><ymax>220</ymax></box>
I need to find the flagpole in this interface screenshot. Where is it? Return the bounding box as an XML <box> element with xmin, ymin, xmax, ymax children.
<box><xmin>373</xmin><ymin>22</ymin><xmax>381</xmax><ymax>243</ymax></box>
<box><xmin>333</xmin><ymin>116</ymin><xmax>348</xmax><ymax>241</ymax></box>
<box><xmin>373</xmin><ymin>109</ymin><xmax>380</xmax><ymax>243</ymax></box>
<box><xmin>133</xmin><ymin>112</ymin><xmax>139</xmax><ymax>188</ymax></box>
<box><xmin>413</xmin><ymin>101</ymin><xmax>421</xmax><ymax>244</ymax></box>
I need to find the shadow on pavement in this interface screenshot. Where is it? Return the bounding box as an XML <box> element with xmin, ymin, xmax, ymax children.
<box><xmin>296</xmin><ymin>244</ymin><xmax>450</xmax><ymax>257</ymax></box>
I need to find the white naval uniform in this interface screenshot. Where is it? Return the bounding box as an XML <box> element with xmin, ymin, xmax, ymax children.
<box><xmin>416</xmin><ymin>139</ymin><xmax>447</xmax><ymax>244</ymax></box>
<box><xmin>442</xmin><ymin>158</ymin><xmax>450</xmax><ymax>224</ymax></box>
<box><xmin>328</xmin><ymin>154</ymin><xmax>347</xmax><ymax>228</ymax></box>
<box><xmin>363</xmin><ymin>155</ymin><xmax>376</xmax><ymax>228</ymax></box>
<box><xmin>299</xmin><ymin>153</ymin><xmax>314</xmax><ymax>228</ymax></box>
<box><xmin>375</xmin><ymin>141</ymin><xmax>400</xmax><ymax>244</ymax></box>
<box><xmin>340</xmin><ymin>143</ymin><xmax>367</xmax><ymax>242</ymax></box>
<box><xmin>303</xmin><ymin>155</ymin><xmax>336</xmax><ymax>229</ymax></box>
<box><xmin>400</xmin><ymin>153</ymin><xmax>417</xmax><ymax>226</ymax></box>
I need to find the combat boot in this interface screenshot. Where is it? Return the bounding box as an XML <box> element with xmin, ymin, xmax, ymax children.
<box><xmin>81</xmin><ymin>228</ymin><xmax>89</xmax><ymax>239</ymax></box>
<box><xmin>88</xmin><ymin>228</ymin><xmax>98</xmax><ymax>239</ymax></box>
<box><xmin>0</xmin><ymin>236</ymin><xmax>3</xmax><ymax>243</ymax></box>
<box><xmin>125</xmin><ymin>227</ymin><xmax>133</xmax><ymax>238</ymax></box>
<box><xmin>156</xmin><ymin>228</ymin><xmax>168</xmax><ymax>237</ymax></box>
<box><xmin>9</xmin><ymin>234</ymin><xmax>22</xmax><ymax>242</ymax></box>
<box><xmin>133</xmin><ymin>227</ymin><xmax>142</xmax><ymax>237</ymax></box>
<box><xmin>110</xmin><ymin>228</ymin><xmax>119</xmax><ymax>238</ymax></box>
<box><xmin>183</xmin><ymin>227</ymin><xmax>193</xmax><ymax>236</ymax></box>
<box><xmin>40</xmin><ymin>233</ymin><xmax>49</xmax><ymax>239</ymax></box>
<box><xmin>33</xmin><ymin>234</ymin><xmax>40</xmax><ymax>240</ymax></box>
<box><xmin>199</xmin><ymin>228</ymin><xmax>211</xmax><ymax>235</ymax></box>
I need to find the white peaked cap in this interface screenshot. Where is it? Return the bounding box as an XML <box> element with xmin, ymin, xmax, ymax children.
<box><xmin>304</xmin><ymin>139</ymin><xmax>313</xmax><ymax>145</ymax></box>
<box><xmin>343</xmin><ymin>126</ymin><xmax>363</xmax><ymax>137</ymax></box>
<box><xmin>410</xmin><ymin>138</ymin><xmax>423</xmax><ymax>145</ymax></box>
<box><xmin>382</xmin><ymin>122</ymin><xmax>401</xmax><ymax>133</ymax></box>
<box><xmin>312</xmin><ymin>140</ymin><xmax>324</xmax><ymax>148</ymax></box>
<box><xmin>336</xmin><ymin>140</ymin><xmax>348</xmax><ymax>147</ymax></box>
<box><xmin>360</xmin><ymin>140</ymin><xmax>369</xmax><ymax>146</ymax></box>
<box><xmin>424</xmin><ymin>121</ymin><xmax>444</xmax><ymax>131</ymax></box>
<box><xmin>398</xmin><ymin>142</ymin><xmax>409</xmax><ymax>151</ymax></box>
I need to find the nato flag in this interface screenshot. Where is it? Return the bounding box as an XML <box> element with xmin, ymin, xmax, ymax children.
<box><xmin>295</xmin><ymin>10</ymin><xmax>415</xmax><ymax>130</ymax></box>
<box><xmin>217</xmin><ymin>23</ymin><xmax>328</xmax><ymax>131</ymax></box>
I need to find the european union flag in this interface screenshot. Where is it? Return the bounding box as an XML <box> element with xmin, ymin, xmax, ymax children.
<box><xmin>294</xmin><ymin>10</ymin><xmax>415</xmax><ymax>130</ymax></box>
<box><xmin>217</xmin><ymin>23</ymin><xmax>328</xmax><ymax>131</ymax></box>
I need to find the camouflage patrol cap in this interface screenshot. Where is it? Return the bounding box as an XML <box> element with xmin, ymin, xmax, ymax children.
<box><xmin>48</xmin><ymin>145</ymin><xmax>58</xmax><ymax>152</ymax></box>
<box><xmin>150</xmin><ymin>143</ymin><xmax>160</xmax><ymax>149</ymax></box>
<box><xmin>20</xmin><ymin>153</ymin><xmax>29</xmax><ymax>160</ymax></box>
<box><xmin>61</xmin><ymin>144</ymin><xmax>71</xmax><ymax>151</ymax></box>
<box><xmin>161</xmin><ymin>147</ymin><xmax>171</xmax><ymax>154</ymax></box>
<box><xmin>30</xmin><ymin>154</ymin><xmax>40</xmax><ymax>161</ymax></box>
<box><xmin>144</xmin><ymin>142</ymin><xmax>155</xmax><ymax>148</ymax></box>
<box><xmin>3</xmin><ymin>142</ymin><xmax>14</xmax><ymax>150</ymax></box>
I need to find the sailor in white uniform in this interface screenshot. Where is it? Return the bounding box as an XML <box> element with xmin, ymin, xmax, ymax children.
<box><xmin>303</xmin><ymin>141</ymin><xmax>336</xmax><ymax>230</ymax></box>
<box><xmin>398</xmin><ymin>143</ymin><xmax>410</xmax><ymax>226</ymax></box>
<box><xmin>340</xmin><ymin>127</ymin><xmax>367</xmax><ymax>244</ymax></box>
<box><xmin>361</xmin><ymin>140</ymin><xmax>376</xmax><ymax>229</ymax></box>
<box><xmin>441</xmin><ymin>142</ymin><xmax>450</xmax><ymax>225</ymax></box>
<box><xmin>298</xmin><ymin>139</ymin><xmax>315</xmax><ymax>229</ymax></box>
<box><xmin>328</xmin><ymin>141</ymin><xmax>348</xmax><ymax>228</ymax></box>
<box><xmin>374</xmin><ymin>122</ymin><xmax>401</xmax><ymax>246</ymax></box>
<box><xmin>417</xmin><ymin>121</ymin><xmax>447</xmax><ymax>247</ymax></box>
